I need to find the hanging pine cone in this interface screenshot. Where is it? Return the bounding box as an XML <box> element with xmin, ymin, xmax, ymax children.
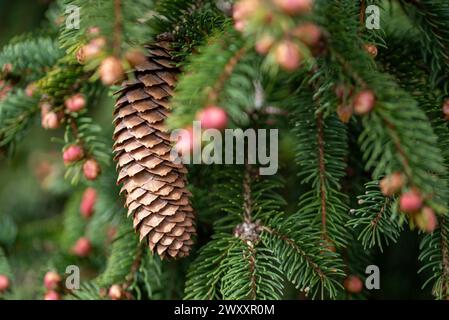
<box><xmin>113</xmin><ymin>39</ymin><xmax>195</xmax><ymax>259</ymax></box>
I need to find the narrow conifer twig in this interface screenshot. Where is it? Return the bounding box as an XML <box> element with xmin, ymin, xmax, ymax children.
<box><xmin>123</xmin><ymin>243</ymin><xmax>143</xmax><ymax>290</ymax></box>
<box><xmin>316</xmin><ymin>112</ymin><xmax>328</xmax><ymax>241</ymax></box>
<box><xmin>67</xmin><ymin>116</ymin><xmax>93</xmax><ymax>157</ymax></box>
<box><xmin>441</xmin><ymin>217</ymin><xmax>449</xmax><ymax>299</ymax></box>
<box><xmin>371</xmin><ymin>198</ymin><xmax>389</xmax><ymax>228</ymax></box>
<box><xmin>261</xmin><ymin>226</ymin><xmax>325</xmax><ymax>280</ymax></box>
<box><xmin>329</xmin><ymin>50</ymin><xmax>418</xmax><ymax>188</ymax></box>
<box><xmin>247</xmin><ymin>245</ymin><xmax>257</xmax><ymax>299</ymax></box>
<box><xmin>113</xmin><ymin>0</ymin><xmax>123</xmax><ymax>57</ymax></box>
<box><xmin>381</xmin><ymin>116</ymin><xmax>415</xmax><ymax>184</ymax></box>
<box><xmin>0</xmin><ymin>105</ymin><xmax>39</xmax><ymax>146</ymax></box>
<box><xmin>307</xmin><ymin>75</ymin><xmax>332</xmax><ymax>242</ymax></box>
<box><xmin>69</xmin><ymin>117</ymin><xmax>79</xmax><ymax>137</ymax></box>
<box><xmin>241</xmin><ymin>164</ymin><xmax>258</xmax><ymax>298</ymax></box>
<box><xmin>204</xmin><ymin>241</ymin><xmax>238</xmax><ymax>299</ymax></box>
<box><xmin>243</xmin><ymin>163</ymin><xmax>253</xmax><ymax>223</ymax></box>
<box><xmin>359</xmin><ymin>0</ymin><xmax>366</xmax><ymax>25</ymax></box>
<box><xmin>329</xmin><ymin>48</ymin><xmax>368</xmax><ymax>88</ymax></box>
<box><xmin>206</xmin><ymin>46</ymin><xmax>247</xmax><ymax>105</ymax></box>
<box><xmin>401</xmin><ymin>0</ymin><xmax>449</xmax><ymax>63</ymax></box>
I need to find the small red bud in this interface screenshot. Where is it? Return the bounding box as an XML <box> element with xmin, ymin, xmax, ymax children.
<box><xmin>273</xmin><ymin>0</ymin><xmax>313</xmax><ymax>15</ymax></box>
<box><xmin>233</xmin><ymin>0</ymin><xmax>258</xmax><ymax>21</ymax></box>
<box><xmin>234</xmin><ymin>20</ymin><xmax>246</xmax><ymax>32</ymax></box>
<box><xmin>415</xmin><ymin>207</ymin><xmax>438</xmax><ymax>233</ymax></box>
<box><xmin>108</xmin><ymin>284</ymin><xmax>123</xmax><ymax>300</ymax></box>
<box><xmin>196</xmin><ymin>105</ymin><xmax>228</xmax><ymax>130</ymax></box>
<box><xmin>42</xmin><ymin>112</ymin><xmax>60</xmax><ymax>130</ymax></box>
<box><xmin>255</xmin><ymin>35</ymin><xmax>275</xmax><ymax>55</ymax></box>
<box><xmin>353</xmin><ymin>90</ymin><xmax>376</xmax><ymax>115</ymax></box>
<box><xmin>379</xmin><ymin>172</ymin><xmax>404</xmax><ymax>196</ymax></box>
<box><xmin>65</xmin><ymin>93</ymin><xmax>86</xmax><ymax>112</ymax></box>
<box><xmin>83</xmin><ymin>159</ymin><xmax>101</xmax><ymax>180</ymax></box>
<box><xmin>40</xmin><ymin>101</ymin><xmax>52</xmax><ymax>116</ymax></box>
<box><xmin>344</xmin><ymin>275</ymin><xmax>363</xmax><ymax>294</ymax></box>
<box><xmin>72</xmin><ymin>237</ymin><xmax>92</xmax><ymax>257</ymax></box>
<box><xmin>275</xmin><ymin>40</ymin><xmax>302</xmax><ymax>71</ymax></box>
<box><xmin>0</xmin><ymin>80</ymin><xmax>13</xmax><ymax>101</ymax></box>
<box><xmin>44</xmin><ymin>271</ymin><xmax>62</xmax><ymax>290</ymax></box>
<box><xmin>364</xmin><ymin>43</ymin><xmax>378</xmax><ymax>58</ymax></box>
<box><xmin>442</xmin><ymin>99</ymin><xmax>449</xmax><ymax>120</ymax></box>
<box><xmin>337</xmin><ymin>104</ymin><xmax>353</xmax><ymax>123</ymax></box>
<box><xmin>44</xmin><ymin>290</ymin><xmax>61</xmax><ymax>300</ymax></box>
<box><xmin>292</xmin><ymin>23</ymin><xmax>322</xmax><ymax>48</ymax></box>
<box><xmin>400</xmin><ymin>190</ymin><xmax>423</xmax><ymax>214</ymax></box>
<box><xmin>99</xmin><ymin>56</ymin><xmax>124</xmax><ymax>85</ymax></box>
<box><xmin>80</xmin><ymin>187</ymin><xmax>97</xmax><ymax>218</ymax></box>
<box><xmin>63</xmin><ymin>145</ymin><xmax>84</xmax><ymax>164</ymax></box>
<box><xmin>25</xmin><ymin>83</ymin><xmax>37</xmax><ymax>97</ymax></box>
<box><xmin>88</xmin><ymin>27</ymin><xmax>100</xmax><ymax>35</ymax></box>
<box><xmin>0</xmin><ymin>275</ymin><xmax>10</xmax><ymax>293</ymax></box>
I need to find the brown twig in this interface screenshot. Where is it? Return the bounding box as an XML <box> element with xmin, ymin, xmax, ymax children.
<box><xmin>206</xmin><ymin>46</ymin><xmax>247</xmax><ymax>105</ymax></box>
<box><xmin>371</xmin><ymin>198</ymin><xmax>390</xmax><ymax>229</ymax></box>
<box><xmin>316</xmin><ymin>112</ymin><xmax>328</xmax><ymax>241</ymax></box>
<box><xmin>440</xmin><ymin>217</ymin><xmax>449</xmax><ymax>299</ymax></box>
<box><xmin>113</xmin><ymin>0</ymin><xmax>123</xmax><ymax>57</ymax></box>
<box><xmin>247</xmin><ymin>245</ymin><xmax>257</xmax><ymax>299</ymax></box>
<box><xmin>360</xmin><ymin>0</ymin><xmax>367</xmax><ymax>25</ymax></box>
<box><xmin>243</xmin><ymin>163</ymin><xmax>253</xmax><ymax>223</ymax></box>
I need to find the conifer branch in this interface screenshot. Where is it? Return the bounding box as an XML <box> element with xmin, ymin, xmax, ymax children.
<box><xmin>289</xmin><ymin>77</ymin><xmax>350</xmax><ymax>248</ymax></box>
<box><xmin>207</xmin><ymin>46</ymin><xmax>247</xmax><ymax>104</ymax></box>
<box><xmin>261</xmin><ymin>226</ymin><xmax>325</xmax><ymax>279</ymax></box>
<box><xmin>441</xmin><ymin>217</ymin><xmax>449</xmax><ymax>299</ymax></box>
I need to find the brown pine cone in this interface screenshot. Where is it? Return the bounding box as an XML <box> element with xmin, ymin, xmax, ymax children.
<box><xmin>113</xmin><ymin>40</ymin><xmax>195</xmax><ymax>259</ymax></box>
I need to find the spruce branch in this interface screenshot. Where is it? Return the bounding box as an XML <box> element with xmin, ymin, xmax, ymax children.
<box><xmin>317</xmin><ymin>112</ymin><xmax>329</xmax><ymax>240</ymax></box>
<box><xmin>419</xmin><ymin>218</ymin><xmax>449</xmax><ymax>299</ymax></box>
<box><xmin>206</xmin><ymin>46</ymin><xmax>247</xmax><ymax>105</ymax></box>
<box><xmin>0</xmin><ymin>247</ymin><xmax>12</xmax><ymax>280</ymax></box>
<box><xmin>379</xmin><ymin>33</ymin><xmax>449</xmax><ymax>298</ymax></box>
<box><xmin>169</xmin><ymin>27</ymin><xmax>259</xmax><ymax>129</ymax></box>
<box><xmin>347</xmin><ymin>181</ymin><xmax>402</xmax><ymax>251</ymax></box>
<box><xmin>261</xmin><ymin>220</ymin><xmax>345</xmax><ymax>299</ymax></box>
<box><xmin>149</xmin><ymin>0</ymin><xmax>224</xmax><ymax>55</ymax></box>
<box><xmin>96</xmin><ymin>220</ymin><xmax>139</xmax><ymax>288</ymax></box>
<box><xmin>0</xmin><ymin>89</ymin><xmax>40</xmax><ymax>152</ymax></box>
<box><xmin>398</xmin><ymin>0</ymin><xmax>449</xmax><ymax>90</ymax></box>
<box><xmin>288</xmin><ymin>79</ymin><xmax>350</xmax><ymax>248</ymax></box>
<box><xmin>0</xmin><ymin>36</ymin><xmax>62</xmax><ymax>81</ymax></box>
<box><xmin>318</xmin><ymin>0</ymin><xmax>448</xmax><ymax>212</ymax></box>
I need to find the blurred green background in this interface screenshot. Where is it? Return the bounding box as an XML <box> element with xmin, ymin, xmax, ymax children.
<box><xmin>0</xmin><ymin>0</ymin><xmax>64</xmax><ymax>299</ymax></box>
<box><xmin>0</xmin><ymin>0</ymin><xmax>114</xmax><ymax>299</ymax></box>
<box><xmin>0</xmin><ymin>0</ymin><xmax>434</xmax><ymax>300</ymax></box>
